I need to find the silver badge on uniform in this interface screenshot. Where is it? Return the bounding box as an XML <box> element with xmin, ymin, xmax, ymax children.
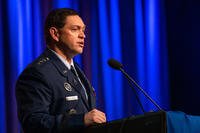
<box><xmin>64</xmin><ymin>82</ymin><xmax>72</xmax><ymax>91</ymax></box>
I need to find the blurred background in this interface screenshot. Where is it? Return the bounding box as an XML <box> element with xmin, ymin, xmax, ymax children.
<box><xmin>0</xmin><ymin>0</ymin><xmax>200</xmax><ymax>132</ymax></box>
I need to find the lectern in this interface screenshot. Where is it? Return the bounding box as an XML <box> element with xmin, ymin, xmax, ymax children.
<box><xmin>85</xmin><ymin>111</ymin><xmax>166</xmax><ymax>133</ymax></box>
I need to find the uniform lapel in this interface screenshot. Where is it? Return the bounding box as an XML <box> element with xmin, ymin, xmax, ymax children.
<box><xmin>67</xmin><ymin>70</ymin><xmax>90</xmax><ymax>109</ymax></box>
<box><xmin>74</xmin><ymin>63</ymin><xmax>96</xmax><ymax>109</ymax></box>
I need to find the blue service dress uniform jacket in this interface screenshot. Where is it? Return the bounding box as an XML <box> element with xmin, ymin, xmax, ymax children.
<box><xmin>15</xmin><ymin>48</ymin><xmax>96</xmax><ymax>133</ymax></box>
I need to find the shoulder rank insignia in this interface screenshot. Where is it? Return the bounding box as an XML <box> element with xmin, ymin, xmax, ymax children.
<box><xmin>37</xmin><ymin>57</ymin><xmax>50</xmax><ymax>65</ymax></box>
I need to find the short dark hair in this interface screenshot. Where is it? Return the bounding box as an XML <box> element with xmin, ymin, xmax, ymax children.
<box><xmin>44</xmin><ymin>8</ymin><xmax>79</xmax><ymax>45</ymax></box>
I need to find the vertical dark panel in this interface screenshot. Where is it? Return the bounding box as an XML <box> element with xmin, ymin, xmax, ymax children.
<box><xmin>166</xmin><ymin>0</ymin><xmax>200</xmax><ymax>114</ymax></box>
<box><xmin>2</xmin><ymin>0</ymin><xmax>17</xmax><ymax>132</ymax></box>
<box><xmin>88</xmin><ymin>0</ymin><xmax>106</xmax><ymax>112</ymax></box>
<box><xmin>0</xmin><ymin>0</ymin><xmax>6</xmax><ymax>132</ymax></box>
<box><xmin>79</xmin><ymin>0</ymin><xmax>92</xmax><ymax>81</ymax></box>
<box><xmin>119</xmin><ymin>0</ymin><xmax>140</xmax><ymax>116</ymax></box>
<box><xmin>40</xmin><ymin>1</ymin><xmax>54</xmax><ymax>47</ymax></box>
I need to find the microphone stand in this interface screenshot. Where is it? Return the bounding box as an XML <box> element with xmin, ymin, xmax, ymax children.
<box><xmin>119</xmin><ymin>68</ymin><xmax>163</xmax><ymax>111</ymax></box>
<box><xmin>125</xmin><ymin>76</ymin><xmax>146</xmax><ymax>113</ymax></box>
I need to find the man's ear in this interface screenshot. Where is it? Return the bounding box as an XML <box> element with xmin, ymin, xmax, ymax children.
<box><xmin>49</xmin><ymin>27</ymin><xmax>60</xmax><ymax>42</ymax></box>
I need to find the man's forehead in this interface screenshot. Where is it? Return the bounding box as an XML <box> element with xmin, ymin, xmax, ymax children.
<box><xmin>65</xmin><ymin>15</ymin><xmax>85</xmax><ymax>26</ymax></box>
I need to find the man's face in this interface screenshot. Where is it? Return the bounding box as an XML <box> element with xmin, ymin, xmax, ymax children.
<box><xmin>57</xmin><ymin>15</ymin><xmax>86</xmax><ymax>57</ymax></box>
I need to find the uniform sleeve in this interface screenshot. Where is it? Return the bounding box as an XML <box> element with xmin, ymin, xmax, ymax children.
<box><xmin>15</xmin><ymin>67</ymin><xmax>85</xmax><ymax>133</ymax></box>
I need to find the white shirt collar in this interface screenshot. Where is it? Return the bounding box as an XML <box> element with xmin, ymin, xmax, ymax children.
<box><xmin>49</xmin><ymin>49</ymin><xmax>74</xmax><ymax>69</ymax></box>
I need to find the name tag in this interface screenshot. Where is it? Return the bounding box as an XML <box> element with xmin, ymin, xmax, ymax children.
<box><xmin>66</xmin><ymin>96</ymin><xmax>78</xmax><ymax>101</ymax></box>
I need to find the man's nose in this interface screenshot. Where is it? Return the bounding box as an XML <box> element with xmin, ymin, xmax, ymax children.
<box><xmin>79</xmin><ymin>31</ymin><xmax>86</xmax><ymax>38</ymax></box>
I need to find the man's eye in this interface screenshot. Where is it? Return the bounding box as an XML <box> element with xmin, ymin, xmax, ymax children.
<box><xmin>71</xmin><ymin>29</ymin><xmax>78</xmax><ymax>31</ymax></box>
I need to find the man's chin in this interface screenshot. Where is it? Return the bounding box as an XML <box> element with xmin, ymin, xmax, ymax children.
<box><xmin>78</xmin><ymin>48</ymin><xmax>83</xmax><ymax>54</ymax></box>
<box><xmin>73</xmin><ymin>50</ymin><xmax>83</xmax><ymax>56</ymax></box>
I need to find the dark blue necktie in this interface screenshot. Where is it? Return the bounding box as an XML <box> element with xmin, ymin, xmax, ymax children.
<box><xmin>70</xmin><ymin>65</ymin><xmax>88</xmax><ymax>100</ymax></box>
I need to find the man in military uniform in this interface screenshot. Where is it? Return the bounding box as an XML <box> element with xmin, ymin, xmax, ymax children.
<box><xmin>15</xmin><ymin>8</ymin><xmax>106</xmax><ymax>133</ymax></box>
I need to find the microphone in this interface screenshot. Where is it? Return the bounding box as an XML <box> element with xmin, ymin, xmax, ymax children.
<box><xmin>107</xmin><ymin>58</ymin><xmax>123</xmax><ymax>70</ymax></box>
<box><xmin>108</xmin><ymin>58</ymin><xmax>145</xmax><ymax>113</ymax></box>
<box><xmin>107</xmin><ymin>58</ymin><xmax>163</xmax><ymax>111</ymax></box>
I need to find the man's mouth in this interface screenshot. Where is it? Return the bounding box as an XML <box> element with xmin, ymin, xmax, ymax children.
<box><xmin>78</xmin><ymin>42</ymin><xmax>84</xmax><ymax>47</ymax></box>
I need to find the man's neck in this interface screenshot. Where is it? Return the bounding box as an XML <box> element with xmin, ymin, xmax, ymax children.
<box><xmin>48</xmin><ymin>45</ymin><xmax>73</xmax><ymax>63</ymax></box>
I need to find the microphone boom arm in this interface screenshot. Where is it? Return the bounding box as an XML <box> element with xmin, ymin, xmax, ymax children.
<box><xmin>119</xmin><ymin>68</ymin><xmax>163</xmax><ymax>111</ymax></box>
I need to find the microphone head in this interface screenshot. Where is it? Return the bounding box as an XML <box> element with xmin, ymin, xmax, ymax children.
<box><xmin>107</xmin><ymin>58</ymin><xmax>123</xmax><ymax>70</ymax></box>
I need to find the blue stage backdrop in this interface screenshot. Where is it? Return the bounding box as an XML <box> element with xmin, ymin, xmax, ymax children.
<box><xmin>0</xmin><ymin>0</ymin><xmax>169</xmax><ymax>132</ymax></box>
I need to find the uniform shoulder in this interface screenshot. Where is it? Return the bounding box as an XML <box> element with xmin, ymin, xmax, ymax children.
<box><xmin>21</xmin><ymin>54</ymin><xmax>54</xmax><ymax>76</ymax></box>
<box><xmin>25</xmin><ymin>49</ymin><xmax>55</xmax><ymax>69</ymax></box>
<box><xmin>27</xmin><ymin>54</ymin><xmax>49</xmax><ymax>66</ymax></box>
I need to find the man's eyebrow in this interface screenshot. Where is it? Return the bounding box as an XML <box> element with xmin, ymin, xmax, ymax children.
<box><xmin>71</xmin><ymin>25</ymin><xmax>86</xmax><ymax>28</ymax></box>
